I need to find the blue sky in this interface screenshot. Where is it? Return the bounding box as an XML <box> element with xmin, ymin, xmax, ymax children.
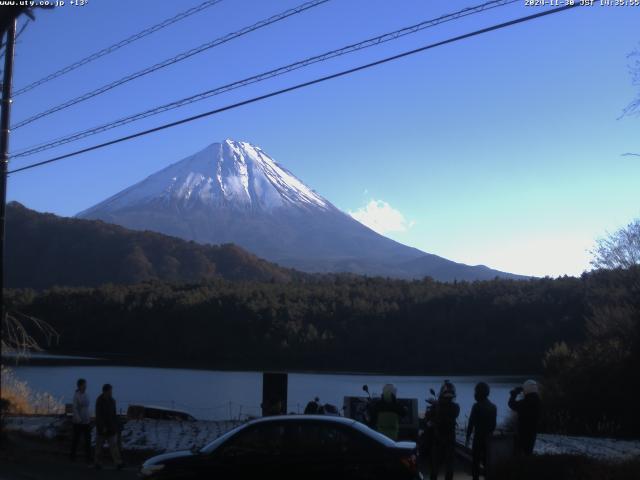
<box><xmin>6</xmin><ymin>0</ymin><xmax>640</xmax><ymax>277</ymax></box>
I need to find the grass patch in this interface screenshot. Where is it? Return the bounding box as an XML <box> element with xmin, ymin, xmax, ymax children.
<box><xmin>0</xmin><ymin>366</ymin><xmax>63</xmax><ymax>414</ymax></box>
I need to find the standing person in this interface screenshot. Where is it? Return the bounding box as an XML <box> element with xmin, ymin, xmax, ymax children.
<box><xmin>508</xmin><ymin>379</ymin><xmax>541</xmax><ymax>455</ymax></box>
<box><xmin>304</xmin><ymin>397</ymin><xmax>320</xmax><ymax>414</ymax></box>
<box><xmin>371</xmin><ymin>384</ymin><xmax>406</xmax><ymax>441</ymax></box>
<box><xmin>95</xmin><ymin>384</ymin><xmax>123</xmax><ymax>470</ymax></box>
<box><xmin>70</xmin><ymin>378</ymin><xmax>92</xmax><ymax>464</ymax></box>
<box><xmin>466</xmin><ymin>382</ymin><xmax>497</xmax><ymax>480</ymax></box>
<box><xmin>430</xmin><ymin>380</ymin><xmax>460</xmax><ymax>480</ymax></box>
<box><xmin>420</xmin><ymin>389</ymin><xmax>438</xmax><ymax>468</ymax></box>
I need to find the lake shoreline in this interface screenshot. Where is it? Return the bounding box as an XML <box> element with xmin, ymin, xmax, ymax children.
<box><xmin>1</xmin><ymin>351</ymin><xmax>535</xmax><ymax>380</ymax></box>
<box><xmin>7</xmin><ymin>359</ymin><xmax>524</xmax><ymax>423</ymax></box>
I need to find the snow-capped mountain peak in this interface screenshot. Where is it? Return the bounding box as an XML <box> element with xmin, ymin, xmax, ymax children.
<box><xmin>78</xmin><ymin>138</ymin><xmax>524</xmax><ymax>281</ymax></box>
<box><xmin>79</xmin><ymin>139</ymin><xmax>330</xmax><ymax>215</ymax></box>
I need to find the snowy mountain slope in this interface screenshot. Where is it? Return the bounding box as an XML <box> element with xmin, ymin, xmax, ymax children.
<box><xmin>78</xmin><ymin>139</ymin><xmax>524</xmax><ymax>281</ymax></box>
<box><xmin>79</xmin><ymin>140</ymin><xmax>329</xmax><ymax>215</ymax></box>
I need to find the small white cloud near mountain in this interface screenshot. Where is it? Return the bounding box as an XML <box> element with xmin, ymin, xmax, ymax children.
<box><xmin>350</xmin><ymin>199</ymin><xmax>415</xmax><ymax>235</ymax></box>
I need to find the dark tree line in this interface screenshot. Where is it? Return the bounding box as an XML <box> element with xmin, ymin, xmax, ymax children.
<box><xmin>541</xmin><ymin>266</ymin><xmax>640</xmax><ymax>437</ymax></box>
<box><xmin>5</xmin><ymin>261</ymin><xmax>639</xmax><ymax>438</ymax></box>
<box><xmin>6</xmin><ymin>274</ymin><xmax>590</xmax><ymax>375</ymax></box>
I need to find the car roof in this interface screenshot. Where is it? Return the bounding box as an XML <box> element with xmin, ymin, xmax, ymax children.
<box><xmin>245</xmin><ymin>415</ymin><xmax>358</xmax><ymax>427</ymax></box>
<box><xmin>198</xmin><ymin>414</ymin><xmax>398</xmax><ymax>454</ymax></box>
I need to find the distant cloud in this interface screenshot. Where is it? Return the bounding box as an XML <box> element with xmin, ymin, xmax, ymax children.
<box><xmin>349</xmin><ymin>199</ymin><xmax>414</xmax><ymax>235</ymax></box>
<box><xmin>622</xmin><ymin>152</ymin><xmax>640</xmax><ymax>157</ymax></box>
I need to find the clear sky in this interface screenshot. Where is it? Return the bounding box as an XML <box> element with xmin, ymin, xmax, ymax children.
<box><xmin>5</xmin><ymin>0</ymin><xmax>640</xmax><ymax>278</ymax></box>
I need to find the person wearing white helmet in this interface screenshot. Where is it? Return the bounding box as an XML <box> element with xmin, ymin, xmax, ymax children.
<box><xmin>523</xmin><ymin>379</ymin><xmax>539</xmax><ymax>395</ymax></box>
<box><xmin>508</xmin><ymin>379</ymin><xmax>541</xmax><ymax>455</ymax></box>
<box><xmin>371</xmin><ymin>384</ymin><xmax>406</xmax><ymax>441</ymax></box>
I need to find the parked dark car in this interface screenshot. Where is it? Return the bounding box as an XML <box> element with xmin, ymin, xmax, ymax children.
<box><xmin>140</xmin><ymin>415</ymin><xmax>421</xmax><ymax>480</ymax></box>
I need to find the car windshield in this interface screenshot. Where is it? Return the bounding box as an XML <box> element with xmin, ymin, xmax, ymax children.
<box><xmin>199</xmin><ymin>424</ymin><xmax>246</xmax><ymax>455</ymax></box>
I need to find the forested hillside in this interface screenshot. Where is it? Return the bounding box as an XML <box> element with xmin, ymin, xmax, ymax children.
<box><xmin>7</xmin><ymin>261</ymin><xmax>639</xmax><ymax>436</ymax></box>
<box><xmin>6</xmin><ymin>274</ymin><xmax>589</xmax><ymax>374</ymax></box>
<box><xmin>5</xmin><ymin>202</ymin><xmax>299</xmax><ymax>288</ymax></box>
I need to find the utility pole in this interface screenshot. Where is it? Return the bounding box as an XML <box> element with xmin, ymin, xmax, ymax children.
<box><xmin>0</xmin><ymin>18</ymin><xmax>17</xmax><ymax>339</ymax></box>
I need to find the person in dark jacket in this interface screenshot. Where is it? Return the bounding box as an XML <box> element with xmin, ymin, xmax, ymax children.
<box><xmin>370</xmin><ymin>384</ymin><xmax>406</xmax><ymax>441</ymax></box>
<box><xmin>94</xmin><ymin>384</ymin><xmax>123</xmax><ymax>470</ymax></box>
<box><xmin>466</xmin><ymin>382</ymin><xmax>497</xmax><ymax>480</ymax></box>
<box><xmin>304</xmin><ymin>397</ymin><xmax>320</xmax><ymax>414</ymax></box>
<box><xmin>430</xmin><ymin>380</ymin><xmax>460</xmax><ymax>480</ymax></box>
<box><xmin>70</xmin><ymin>378</ymin><xmax>92</xmax><ymax>464</ymax></box>
<box><xmin>508</xmin><ymin>379</ymin><xmax>541</xmax><ymax>455</ymax></box>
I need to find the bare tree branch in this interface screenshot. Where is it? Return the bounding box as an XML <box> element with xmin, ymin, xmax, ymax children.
<box><xmin>1</xmin><ymin>311</ymin><xmax>58</xmax><ymax>359</ymax></box>
<box><xmin>620</xmin><ymin>43</ymin><xmax>640</xmax><ymax>118</ymax></box>
<box><xmin>590</xmin><ymin>218</ymin><xmax>640</xmax><ymax>270</ymax></box>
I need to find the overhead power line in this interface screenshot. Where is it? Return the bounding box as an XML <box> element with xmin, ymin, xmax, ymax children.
<box><xmin>11</xmin><ymin>0</ymin><xmax>330</xmax><ymax>129</ymax></box>
<box><xmin>12</xmin><ymin>0</ymin><xmax>225</xmax><ymax>97</ymax></box>
<box><xmin>8</xmin><ymin>4</ymin><xmax>581</xmax><ymax>176</ymax></box>
<box><xmin>11</xmin><ymin>0</ymin><xmax>518</xmax><ymax>159</ymax></box>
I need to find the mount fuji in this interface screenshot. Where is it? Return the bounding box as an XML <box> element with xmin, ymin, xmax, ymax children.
<box><xmin>78</xmin><ymin>139</ymin><xmax>523</xmax><ymax>281</ymax></box>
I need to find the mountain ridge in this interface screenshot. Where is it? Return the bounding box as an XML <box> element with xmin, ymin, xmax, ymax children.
<box><xmin>5</xmin><ymin>202</ymin><xmax>300</xmax><ymax>289</ymax></box>
<box><xmin>78</xmin><ymin>139</ymin><xmax>527</xmax><ymax>281</ymax></box>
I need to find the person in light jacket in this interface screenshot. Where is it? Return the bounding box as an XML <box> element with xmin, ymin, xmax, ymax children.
<box><xmin>94</xmin><ymin>384</ymin><xmax>123</xmax><ymax>470</ymax></box>
<box><xmin>70</xmin><ymin>378</ymin><xmax>92</xmax><ymax>463</ymax></box>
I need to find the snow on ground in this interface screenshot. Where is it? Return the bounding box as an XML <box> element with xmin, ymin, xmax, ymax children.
<box><xmin>457</xmin><ymin>428</ymin><xmax>640</xmax><ymax>462</ymax></box>
<box><xmin>4</xmin><ymin>415</ymin><xmax>243</xmax><ymax>452</ymax></box>
<box><xmin>5</xmin><ymin>415</ymin><xmax>640</xmax><ymax>459</ymax></box>
<box><xmin>535</xmin><ymin>433</ymin><xmax>640</xmax><ymax>461</ymax></box>
<box><xmin>120</xmin><ymin>418</ymin><xmax>242</xmax><ymax>452</ymax></box>
<box><xmin>3</xmin><ymin>415</ymin><xmax>66</xmax><ymax>439</ymax></box>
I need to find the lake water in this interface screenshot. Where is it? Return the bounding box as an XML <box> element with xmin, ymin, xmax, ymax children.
<box><xmin>9</xmin><ymin>362</ymin><xmax>526</xmax><ymax>426</ymax></box>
